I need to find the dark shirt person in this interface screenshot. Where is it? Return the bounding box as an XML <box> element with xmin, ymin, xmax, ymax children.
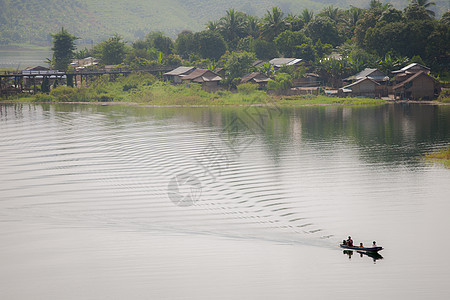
<box><xmin>347</xmin><ymin>236</ymin><xmax>353</xmax><ymax>247</ymax></box>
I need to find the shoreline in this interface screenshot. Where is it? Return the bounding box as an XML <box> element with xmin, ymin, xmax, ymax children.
<box><xmin>1</xmin><ymin>99</ymin><xmax>446</xmax><ymax>108</ymax></box>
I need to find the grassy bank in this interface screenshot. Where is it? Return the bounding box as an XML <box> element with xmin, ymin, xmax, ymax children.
<box><xmin>5</xmin><ymin>72</ymin><xmax>386</xmax><ymax>106</ymax></box>
<box><xmin>424</xmin><ymin>146</ymin><xmax>450</xmax><ymax>168</ymax></box>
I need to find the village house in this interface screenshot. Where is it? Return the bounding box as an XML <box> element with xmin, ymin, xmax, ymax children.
<box><xmin>180</xmin><ymin>68</ymin><xmax>222</xmax><ymax>92</ymax></box>
<box><xmin>293</xmin><ymin>73</ymin><xmax>322</xmax><ymax>87</ymax></box>
<box><xmin>392</xmin><ymin>71</ymin><xmax>440</xmax><ymax>100</ymax></box>
<box><xmin>344</xmin><ymin>68</ymin><xmax>389</xmax><ymax>84</ymax></box>
<box><xmin>163</xmin><ymin>66</ymin><xmax>195</xmax><ymax>84</ymax></box>
<box><xmin>392</xmin><ymin>63</ymin><xmax>431</xmax><ymax>83</ymax></box>
<box><xmin>240</xmin><ymin>72</ymin><xmax>270</xmax><ymax>88</ymax></box>
<box><xmin>70</xmin><ymin>57</ymin><xmax>99</xmax><ymax>71</ymax></box>
<box><xmin>338</xmin><ymin>77</ymin><xmax>382</xmax><ymax>98</ymax></box>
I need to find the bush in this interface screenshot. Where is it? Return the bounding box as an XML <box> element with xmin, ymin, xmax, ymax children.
<box><xmin>438</xmin><ymin>89</ymin><xmax>450</xmax><ymax>103</ymax></box>
<box><xmin>237</xmin><ymin>83</ymin><xmax>258</xmax><ymax>94</ymax></box>
<box><xmin>50</xmin><ymin>86</ymin><xmax>76</xmax><ymax>102</ymax></box>
<box><xmin>33</xmin><ymin>93</ymin><xmax>53</xmax><ymax>102</ymax></box>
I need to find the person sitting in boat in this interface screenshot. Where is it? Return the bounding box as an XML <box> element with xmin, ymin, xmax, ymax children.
<box><xmin>373</xmin><ymin>241</ymin><xmax>377</xmax><ymax>247</ymax></box>
<box><xmin>347</xmin><ymin>236</ymin><xmax>353</xmax><ymax>247</ymax></box>
<box><xmin>359</xmin><ymin>243</ymin><xmax>364</xmax><ymax>248</ymax></box>
<box><xmin>343</xmin><ymin>240</ymin><xmax>347</xmax><ymax>246</ymax></box>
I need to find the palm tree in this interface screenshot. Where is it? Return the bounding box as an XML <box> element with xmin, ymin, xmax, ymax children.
<box><xmin>245</xmin><ymin>15</ymin><xmax>261</xmax><ymax>38</ymax></box>
<box><xmin>219</xmin><ymin>9</ymin><xmax>247</xmax><ymax>45</ymax></box>
<box><xmin>301</xmin><ymin>8</ymin><xmax>314</xmax><ymax>24</ymax></box>
<box><xmin>369</xmin><ymin>0</ymin><xmax>392</xmax><ymax>12</ymax></box>
<box><xmin>262</xmin><ymin>7</ymin><xmax>288</xmax><ymax>41</ymax></box>
<box><xmin>412</xmin><ymin>0</ymin><xmax>436</xmax><ymax>17</ymax></box>
<box><xmin>320</xmin><ymin>6</ymin><xmax>342</xmax><ymax>23</ymax></box>
<box><xmin>206</xmin><ymin>21</ymin><xmax>219</xmax><ymax>32</ymax></box>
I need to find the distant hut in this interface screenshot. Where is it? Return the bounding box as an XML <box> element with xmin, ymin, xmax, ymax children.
<box><xmin>163</xmin><ymin>66</ymin><xmax>195</xmax><ymax>84</ymax></box>
<box><xmin>392</xmin><ymin>71</ymin><xmax>440</xmax><ymax>100</ymax></box>
<box><xmin>339</xmin><ymin>77</ymin><xmax>381</xmax><ymax>98</ymax></box>
<box><xmin>240</xmin><ymin>72</ymin><xmax>270</xmax><ymax>88</ymax></box>
<box><xmin>180</xmin><ymin>69</ymin><xmax>222</xmax><ymax>92</ymax></box>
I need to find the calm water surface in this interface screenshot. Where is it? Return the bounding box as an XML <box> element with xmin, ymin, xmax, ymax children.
<box><xmin>0</xmin><ymin>50</ymin><xmax>52</xmax><ymax>69</ymax></box>
<box><xmin>0</xmin><ymin>103</ymin><xmax>449</xmax><ymax>299</ymax></box>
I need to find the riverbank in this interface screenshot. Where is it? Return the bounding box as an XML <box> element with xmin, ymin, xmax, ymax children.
<box><xmin>424</xmin><ymin>147</ymin><xmax>450</xmax><ymax>168</ymax></box>
<box><xmin>3</xmin><ymin>72</ymin><xmax>448</xmax><ymax>107</ymax></box>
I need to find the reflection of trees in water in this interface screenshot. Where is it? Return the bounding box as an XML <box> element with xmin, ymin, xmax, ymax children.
<box><xmin>7</xmin><ymin>103</ymin><xmax>448</xmax><ymax>167</ymax></box>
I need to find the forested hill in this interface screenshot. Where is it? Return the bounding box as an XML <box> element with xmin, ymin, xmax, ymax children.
<box><xmin>0</xmin><ymin>0</ymin><xmax>447</xmax><ymax>46</ymax></box>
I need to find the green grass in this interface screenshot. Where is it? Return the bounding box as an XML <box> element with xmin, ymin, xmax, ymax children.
<box><xmin>424</xmin><ymin>146</ymin><xmax>450</xmax><ymax>168</ymax></box>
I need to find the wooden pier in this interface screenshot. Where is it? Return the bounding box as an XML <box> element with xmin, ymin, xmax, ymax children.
<box><xmin>0</xmin><ymin>66</ymin><xmax>174</xmax><ymax>97</ymax></box>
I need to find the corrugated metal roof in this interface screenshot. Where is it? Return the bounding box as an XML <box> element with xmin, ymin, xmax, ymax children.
<box><xmin>392</xmin><ymin>63</ymin><xmax>430</xmax><ymax>74</ymax></box>
<box><xmin>269</xmin><ymin>58</ymin><xmax>302</xmax><ymax>68</ymax></box>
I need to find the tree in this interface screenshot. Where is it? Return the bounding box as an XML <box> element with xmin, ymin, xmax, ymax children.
<box><xmin>194</xmin><ymin>30</ymin><xmax>227</xmax><ymax>61</ymax></box>
<box><xmin>305</xmin><ymin>17</ymin><xmax>341</xmax><ymax>46</ymax></box>
<box><xmin>175</xmin><ymin>30</ymin><xmax>197</xmax><ymax>59</ymax></box>
<box><xmin>252</xmin><ymin>39</ymin><xmax>278</xmax><ymax>60</ymax></box>
<box><xmin>95</xmin><ymin>34</ymin><xmax>127</xmax><ymax>65</ymax></box>
<box><xmin>411</xmin><ymin>0</ymin><xmax>436</xmax><ymax>17</ymax></box>
<box><xmin>223</xmin><ymin>51</ymin><xmax>256</xmax><ymax>87</ymax></box>
<box><xmin>274</xmin><ymin>30</ymin><xmax>311</xmax><ymax>57</ymax></box>
<box><xmin>404</xmin><ymin>3</ymin><xmax>432</xmax><ymax>20</ymax></box>
<box><xmin>262</xmin><ymin>7</ymin><xmax>288</xmax><ymax>41</ymax></box>
<box><xmin>379</xmin><ymin>8</ymin><xmax>404</xmax><ymax>23</ymax></box>
<box><xmin>267</xmin><ymin>72</ymin><xmax>292</xmax><ymax>92</ymax></box>
<box><xmin>320</xmin><ymin>6</ymin><xmax>342</xmax><ymax>23</ymax></box>
<box><xmin>300</xmin><ymin>9</ymin><xmax>314</xmax><ymax>25</ymax></box>
<box><xmin>146</xmin><ymin>32</ymin><xmax>174</xmax><ymax>55</ymax></box>
<box><xmin>219</xmin><ymin>9</ymin><xmax>247</xmax><ymax>47</ymax></box>
<box><xmin>51</xmin><ymin>27</ymin><xmax>78</xmax><ymax>71</ymax></box>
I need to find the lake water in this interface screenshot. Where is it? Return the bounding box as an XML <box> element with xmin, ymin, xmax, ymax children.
<box><xmin>0</xmin><ymin>50</ymin><xmax>52</xmax><ymax>69</ymax></box>
<box><xmin>0</xmin><ymin>103</ymin><xmax>449</xmax><ymax>299</ymax></box>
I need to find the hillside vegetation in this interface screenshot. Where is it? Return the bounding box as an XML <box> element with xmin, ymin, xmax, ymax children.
<box><xmin>0</xmin><ymin>0</ymin><xmax>447</xmax><ymax>46</ymax></box>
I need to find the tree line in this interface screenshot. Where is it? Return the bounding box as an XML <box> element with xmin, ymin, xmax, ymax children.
<box><xmin>51</xmin><ymin>0</ymin><xmax>449</xmax><ymax>87</ymax></box>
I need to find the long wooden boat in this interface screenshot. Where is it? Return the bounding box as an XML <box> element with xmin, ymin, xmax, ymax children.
<box><xmin>340</xmin><ymin>244</ymin><xmax>383</xmax><ymax>252</ymax></box>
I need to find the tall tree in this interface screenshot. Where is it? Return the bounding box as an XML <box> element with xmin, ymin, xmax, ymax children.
<box><xmin>96</xmin><ymin>34</ymin><xmax>127</xmax><ymax>65</ymax></box>
<box><xmin>194</xmin><ymin>30</ymin><xmax>227</xmax><ymax>61</ymax></box>
<box><xmin>51</xmin><ymin>27</ymin><xmax>78</xmax><ymax>71</ymax></box>
<box><xmin>411</xmin><ymin>0</ymin><xmax>436</xmax><ymax>17</ymax></box>
<box><xmin>219</xmin><ymin>9</ymin><xmax>247</xmax><ymax>47</ymax></box>
<box><xmin>262</xmin><ymin>7</ymin><xmax>288</xmax><ymax>41</ymax></box>
<box><xmin>300</xmin><ymin>9</ymin><xmax>314</xmax><ymax>25</ymax></box>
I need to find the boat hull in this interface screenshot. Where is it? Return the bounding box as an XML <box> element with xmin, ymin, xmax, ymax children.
<box><xmin>340</xmin><ymin>244</ymin><xmax>383</xmax><ymax>252</ymax></box>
